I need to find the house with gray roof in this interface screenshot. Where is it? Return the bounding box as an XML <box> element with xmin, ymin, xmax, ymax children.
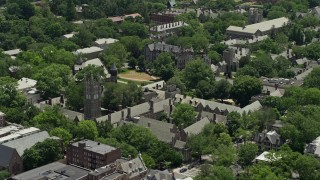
<box><xmin>304</xmin><ymin>136</ymin><xmax>320</xmax><ymax>157</ymax></box>
<box><xmin>73</xmin><ymin>46</ymin><xmax>104</xmax><ymax>59</ymax></box>
<box><xmin>0</xmin><ymin>145</ymin><xmax>23</xmax><ymax>175</ymax></box>
<box><xmin>253</xmin><ymin>130</ymin><xmax>285</xmax><ymax>151</ymax></box>
<box><xmin>116</xmin><ymin>155</ymin><xmax>148</xmax><ymax>179</ymax></box>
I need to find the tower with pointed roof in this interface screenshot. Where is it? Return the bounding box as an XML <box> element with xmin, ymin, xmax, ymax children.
<box><xmin>110</xmin><ymin>63</ymin><xmax>118</xmax><ymax>83</ymax></box>
<box><xmin>84</xmin><ymin>74</ymin><xmax>101</xmax><ymax>120</ymax></box>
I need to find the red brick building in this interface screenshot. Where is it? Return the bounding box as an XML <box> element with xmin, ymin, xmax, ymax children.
<box><xmin>67</xmin><ymin>140</ymin><xmax>121</xmax><ymax>170</ymax></box>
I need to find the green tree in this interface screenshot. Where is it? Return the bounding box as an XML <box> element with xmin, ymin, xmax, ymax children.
<box><xmin>22</xmin><ymin>139</ymin><xmax>62</xmax><ymax>170</ymax></box>
<box><xmin>73</xmin><ymin>28</ymin><xmax>95</xmax><ymax>48</ymax></box>
<box><xmin>195</xmin><ymin>80</ymin><xmax>215</xmax><ymax>99</ymax></box>
<box><xmin>231</xmin><ymin>76</ymin><xmax>262</xmax><ymax>107</ymax></box>
<box><xmin>166</xmin><ymin>75</ymin><xmax>186</xmax><ymax>93</ymax></box>
<box><xmin>102</xmin><ymin>82</ymin><xmax>143</xmax><ymax>111</ymax></box>
<box><xmin>66</xmin><ymin>0</ymin><xmax>76</xmax><ymax>21</ymax></box>
<box><xmin>33</xmin><ymin>64</ymin><xmax>71</xmax><ymax>99</ymax></box>
<box><xmin>236</xmin><ymin>65</ymin><xmax>260</xmax><ymax>78</ymax></box>
<box><xmin>101</xmin><ymin>42</ymin><xmax>129</xmax><ymax>69</ymax></box>
<box><xmin>183</xmin><ymin>59</ymin><xmax>214</xmax><ymax>89</ymax></box>
<box><xmin>214</xmin><ymin>79</ymin><xmax>232</xmax><ymax>101</ymax></box>
<box><xmin>238</xmin><ymin>143</ymin><xmax>258</xmax><ymax>167</ymax></box>
<box><xmin>50</xmin><ymin>127</ymin><xmax>72</xmax><ymax>145</ymax></box>
<box><xmin>142</xmin><ymin>153</ymin><xmax>156</xmax><ymax>168</ymax></box>
<box><xmin>153</xmin><ymin>52</ymin><xmax>175</xmax><ymax>81</ymax></box>
<box><xmin>0</xmin><ymin>170</ymin><xmax>10</xmax><ymax>180</ymax></box>
<box><xmin>171</xmin><ymin>104</ymin><xmax>197</xmax><ymax>128</ymax></box>
<box><xmin>65</xmin><ymin>80</ymin><xmax>84</xmax><ymax>111</ymax></box>
<box><xmin>76</xmin><ymin>120</ymin><xmax>99</xmax><ymax>140</ymax></box>
<box><xmin>304</xmin><ymin>67</ymin><xmax>320</xmax><ymax>88</ymax></box>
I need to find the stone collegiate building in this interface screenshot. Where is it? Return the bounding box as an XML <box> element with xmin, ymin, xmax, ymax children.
<box><xmin>144</xmin><ymin>42</ymin><xmax>211</xmax><ymax>69</ymax></box>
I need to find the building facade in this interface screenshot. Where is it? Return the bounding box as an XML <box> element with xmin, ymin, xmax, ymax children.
<box><xmin>0</xmin><ymin>145</ymin><xmax>23</xmax><ymax>175</ymax></box>
<box><xmin>0</xmin><ymin>112</ymin><xmax>5</xmax><ymax>127</ymax></box>
<box><xmin>248</xmin><ymin>8</ymin><xmax>263</xmax><ymax>24</ymax></box>
<box><xmin>67</xmin><ymin>140</ymin><xmax>121</xmax><ymax>170</ymax></box>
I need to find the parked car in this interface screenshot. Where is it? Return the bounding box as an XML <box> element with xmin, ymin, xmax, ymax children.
<box><xmin>179</xmin><ymin>168</ymin><xmax>187</xmax><ymax>173</ymax></box>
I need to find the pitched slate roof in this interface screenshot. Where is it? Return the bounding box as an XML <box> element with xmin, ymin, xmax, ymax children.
<box><xmin>0</xmin><ymin>145</ymin><xmax>15</xmax><ymax>167</ymax></box>
<box><xmin>238</xmin><ymin>101</ymin><xmax>262</xmax><ymax>114</ymax></box>
<box><xmin>147</xmin><ymin>42</ymin><xmax>194</xmax><ymax>53</ymax></box>
<box><xmin>135</xmin><ymin>116</ymin><xmax>175</xmax><ymax>143</ymax></box>
<box><xmin>227</xmin><ymin>17</ymin><xmax>289</xmax><ymax>35</ymax></box>
<box><xmin>118</xmin><ymin>155</ymin><xmax>147</xmax><ymax>178</ymax></box>
<box><xmin>2</xmin><ymin>131</ymin><xmax>51</xmax><ymax>156</ymax></box>
<box><xmin>184</xmin><ymin>117</ymin><xmax>210</xmax><ymax>136</ymax></box>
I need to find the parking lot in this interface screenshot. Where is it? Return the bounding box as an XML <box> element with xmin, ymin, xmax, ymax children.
<box><xmin>173</xmin><ymin>165</ymin><xmax>201</xmax><ymax>178</ymax></box>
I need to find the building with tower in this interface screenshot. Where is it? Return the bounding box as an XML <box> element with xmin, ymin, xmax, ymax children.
<box><xmin>109</xmin><ymin>63</ymin><xmax>118</xmax><ymax>83</ymax></box>
<box><xmin>84</xmin><ymin>74</ymin><xmax>102</xmax><ymax>120</ymax></box>
<box><xmin>221</xmin><ymin>48</ymin><xmax>239</xmax><ymax>77</ymax></box>
<box><xmin>248</xmin><ymin>8</ymin><xmax>263</xmax><ymax>24</ymax></box>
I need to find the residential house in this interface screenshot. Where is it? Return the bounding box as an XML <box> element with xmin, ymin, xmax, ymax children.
<box><xmin>0</xmin><ymin>145</ymin><xmax>23</xmax><ymax>175</ymax></box>
<box><xmin>16</xmin><ymin>77</ymin><xmax>40</xmax><ymax>104</ymax></box>
<box><xmin>226</xmin><ymin>17</ymin><xmax>289</xmax><ymax>39</ymax></box>
<box><xmin>67</xmin><ymin>139</ymin><xmax>121</xmax><ymax>170</ymax></box>
<box><xmin>9</xmin><ymin>162</ymin><xmax>91</xmax><ymax>180</ymax></box>
<box><xmin>312</xmin><ymin>6</ymin><xmax>320</xmax><ymax>18</ymax></box>
<box><xmin>167</xmin><ymin>0</ymin><xmax>176</xmax><ymax>9</ymax></box>
<box><xmin>304</xmin><ymin>136</ymin><xmax>320</xmax><ymax>157</ymax></box>
<box><xmin>115</xmin><ymin>155</ymin><xmax>148</xmax><ymax>180</ymax></box>
<box><xmin>144</xmin><ymin>169</ymin><xmax>191</xmax><ymax>180</ymax></box>
<box><xmin>253</xmin><ymin>130</ymin><xmax>285</xmax><ymax>151</ymax></box>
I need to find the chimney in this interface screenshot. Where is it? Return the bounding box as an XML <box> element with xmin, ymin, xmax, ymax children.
<box><xmin>275</xmin><ymin>83</ymin><xmax>279</xmax><ymax>90</ymax></box>
<box><xmin>267</xmin><ymin>89</ymin><xmax>270</xmax><ymax>95</ymax></box>
<box><xmin>147</xmin><ymin>121</ymin><xmax>151</xmax><ymax>128</ymax></box>
<box><xmin>60</xmin><ymin>94</ymin><xmax>64</xmax><ymax>104</ymax></box>
<box><xmin>213</xmin><ymin>113</ymin><xmax>216</xmax><ymax>121</ymax></box>
<box><xmin>48</xmin><ymin>97</ymin><xmax>52</xmax><ymax>105</ymax></box>
<box><xmin>149</xmin><ymin>100</ymin><xmax>154</xmax><ymax>111</ymax></box>
<box><xmin>121</xmin><ymin>111</ymin><xmax>124</xmax><ymax>120</ymax></box>
<box><xmin>108</xmin><ymin>114</ymin><xmax>111</xmax><ymax>121</ymax></box>
<box><xmin>127</xmin><ymin>108</ymin><xmax>131</xmax><ymax>118</ymax></box>
<box><xmin>118</xmin><ymin>105</ymin><xmax>123</xmax><ymax>110</ymax></box>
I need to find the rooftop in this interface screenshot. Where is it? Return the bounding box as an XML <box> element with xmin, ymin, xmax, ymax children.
<box><xmin>0</xmin><ymin>127</ymin><xmax>40</xmax><ymax>144</ymax></box>
<box><xmin>3</xmin><ymin>49</ymin><xmax>22</xmax><ymax>56</ymax></box>
<box><xmin>95</xmin><ymin>38</ymin><xmax>119</xmax><ymax>45</ymax></box>
<box><xmin>17</xmin><ymin>77</ymin><xmax>37</xmax><ymax>91</ymax></box>
<box><xmin>2</xmin><ymin>131</ymin><xmax>52</xmax><ymax>156</ymax></box>
<box><xmin>72</xmin><ymin>139</ymin><xmax>118</xmax><ymax>155</ymax></box>
<box><xmin>227</xmin><ymin>17</ymin><xmax>289</xmax><ymax>34</ymax></box>
<box><xmin>74</xmin><ymin>46</ymin><xmax>103</xmax><ymax>55</ymax></box>
<box><xmin>10</xmin><ymin>162</ymin><xmax>91</xmax><ymax>180</ymax></box>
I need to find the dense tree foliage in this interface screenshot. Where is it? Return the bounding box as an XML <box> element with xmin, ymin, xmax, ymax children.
<box><xmin>22</xmin><ymin>139</ymin><xmax>62</xmax><ymax>170</ymax></box>
<box><xmin>171</xmin><ymin>104</ymin><xmax>197</xmax><ymax>128</ymax></box>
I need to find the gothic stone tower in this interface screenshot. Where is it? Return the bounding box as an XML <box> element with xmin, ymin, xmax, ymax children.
<box><xmin>223</xmin><ymin>48</ymin><xmax>237</xmax><ymax>78</ymax></box>
<box><xmin>248</xmin><ymin>8</ymin><xmax>263</xmax><ymax>24</ymax></box>
<box><xmin>110</xmin><ymin>63</ymin><xmax>118</xmax><ymax>83</ymax></box>
<box><xmin>84</xmin><ymin>74</ymin><xmax>101</xmax><ymax>120</ymax></box>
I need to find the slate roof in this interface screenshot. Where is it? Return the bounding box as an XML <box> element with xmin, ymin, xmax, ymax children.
<box><xmin>74</xmin><ymin>46</ymin><xmax>103</xmax><ymax>55</ymax></box>
<box><xmin>147</xmin><ymin>42</ymin><xmax>194</xmax><ymax>53</ymax></box>
<box><xmin>2</xmin><ymin>131</ymin><xmax>52</xmax><ymax>156</ymax></box>
<box><xmin>118</xmin><ymin>156</ymin><xmax>147</xmax><ymax>178</ymax></box>
<box><xmin>0</xmin><ymin>145</ymin><xmax>15</xmax><ymax>167</ymax></box>
<box><xmin>135</xmin><ymin>116</ymin><xmax>175</xmax><ymax>143</ymax></box>
<box><xmin>129</xmin><ymin>102</ymin><xmax>151</xmax><ymax>118</ymax></box>
<box><xmin>184</xmin><ymin>117</ymin><xmax>210</xmax><ymax>136</ymax></box>
<box><xmin>254</xmin><ymin>130</ymin><xmax>284</xmax><ymax>146</ymax></box>
<box><xmin>238</xmin><ymin>101</ymin><xmax>262</xmax><ymax>114</ymax></box>
<box><xmin>17</xmin><ymin>77</ymin><xmax>37</xmax><ymax>91</ymax></box>
<box><xmin>95</xmin><ymin>38</ymin><xmax>119</xmax><ymax>45</ymax></box>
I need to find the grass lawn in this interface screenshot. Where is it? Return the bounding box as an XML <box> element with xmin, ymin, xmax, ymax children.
<box><xmin>119</xmin><ymin>70</ymin><xmax>159</xmax><ymax>82</ymax></box>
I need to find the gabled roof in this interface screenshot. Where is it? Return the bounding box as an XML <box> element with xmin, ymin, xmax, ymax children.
<box><xmin>0</xmin><ymin>145</ymin><xmax>15</xmax><ymax>167</ymax></box>
<box><xmin>184</xmin><ymin>117</ymin><xmax>210</xmax><ymax>136</ymax></box>
<box><xmin>227</xmin><ymin>17</ymin><xmax>289</xmax><ymax>35</ymax></box>
<box><xmin>238</xmin><ymin>101</ymin><xmax>262</xmax><ymax>114</ymax></box>
<box><xmin>135</xmin><ymin>116</ymin><xmax>175</xmax><ymax>143</ymax></box>
<box><xmin>2</xmin><ymin>131</ymin><xmax>52</xmax><ymax>156</ymax></box>
<box><xmin>118</xmin><ymin>155</ymin><xmax>147</xmax><ymax>178</ymax></box>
